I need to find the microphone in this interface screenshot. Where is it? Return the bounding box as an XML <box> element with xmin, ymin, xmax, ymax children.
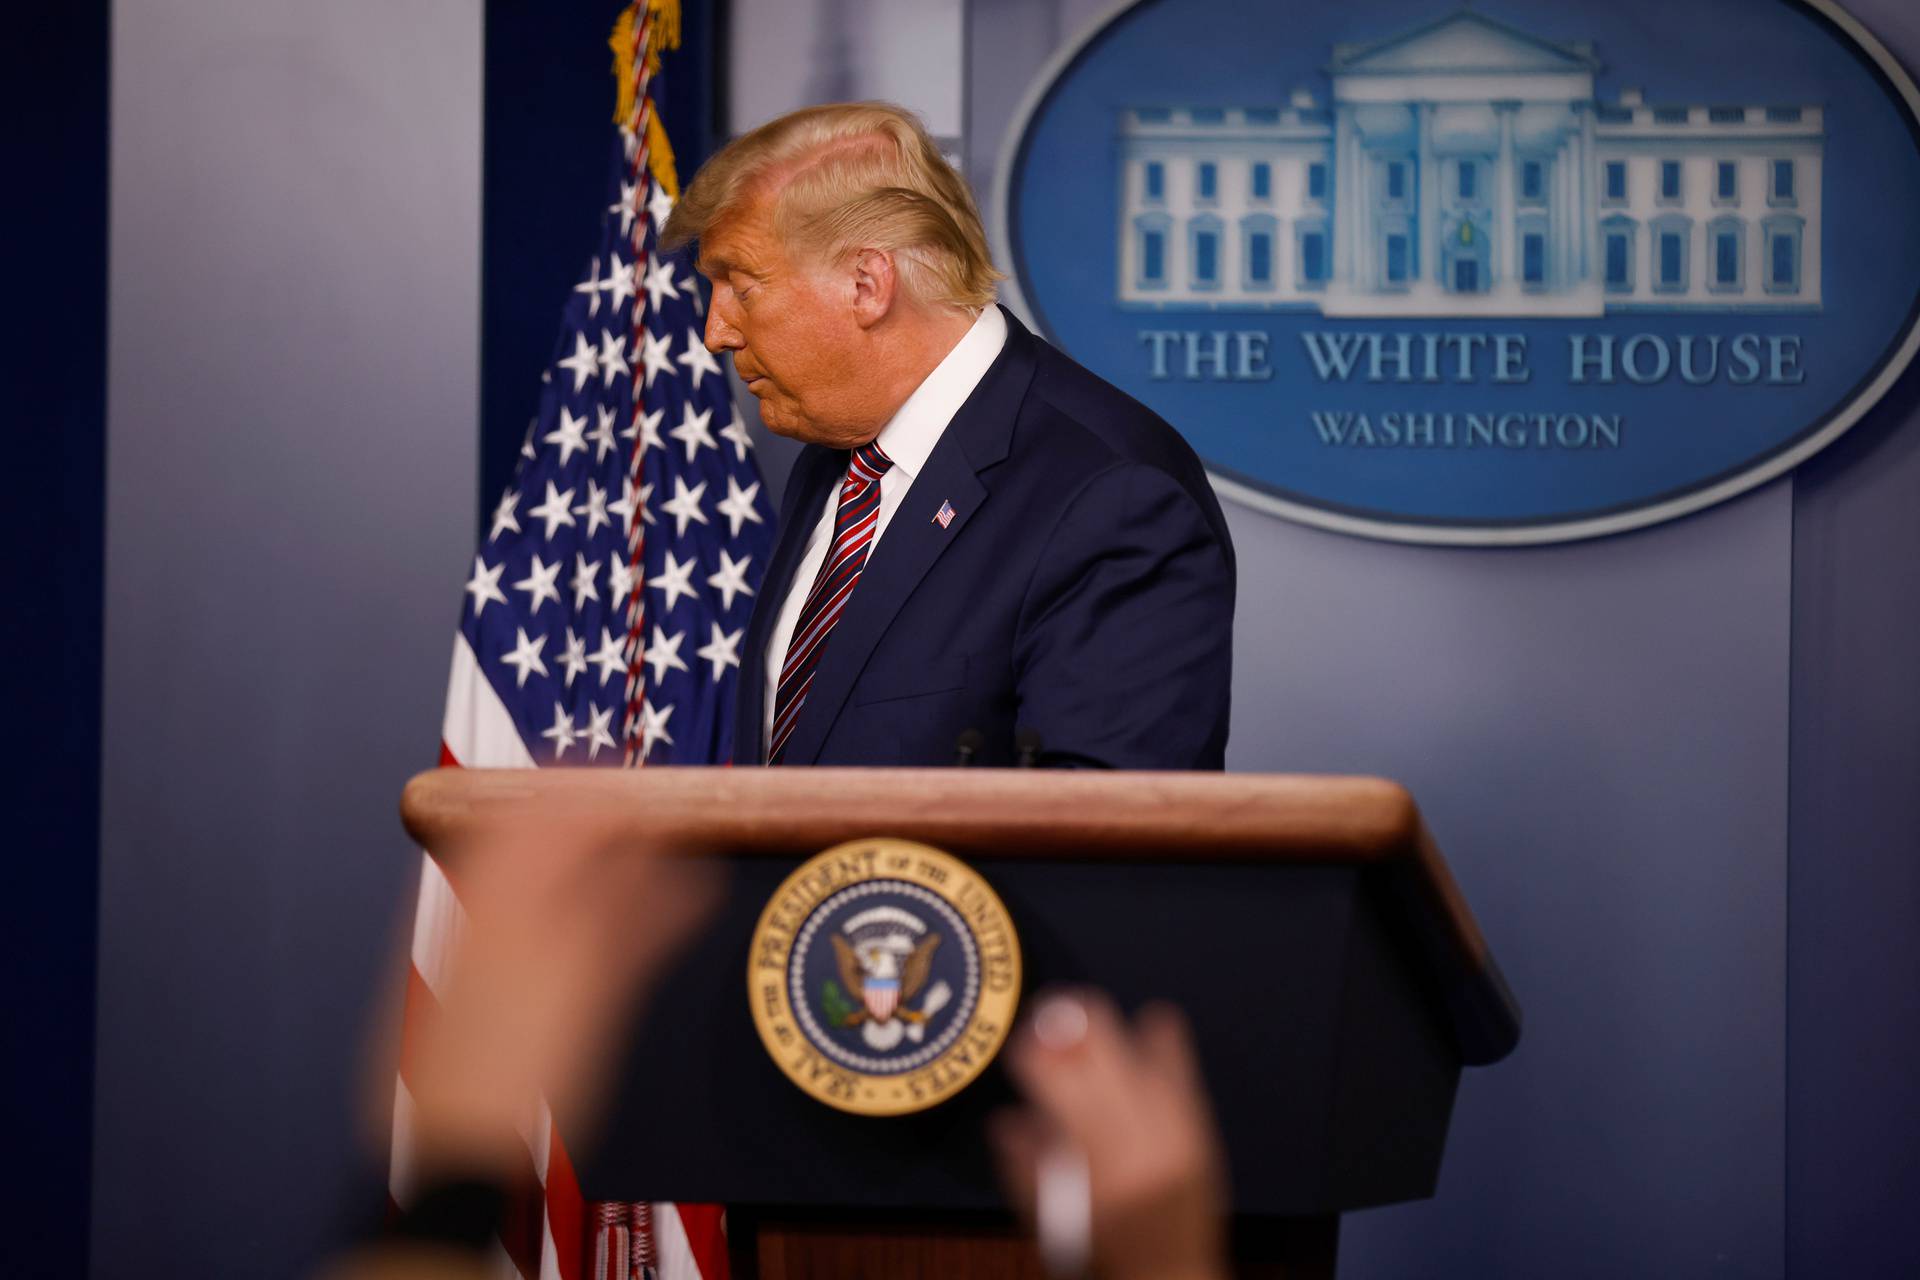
<box><xmin>952</xmin><ymin>728</ymin><xmax>985</xmax><ymax>767</ymax></box>
<box><xmin>1014</xmin><ymin>728</ymin><xmax>1044</xmax><ymax>768</ymax></box>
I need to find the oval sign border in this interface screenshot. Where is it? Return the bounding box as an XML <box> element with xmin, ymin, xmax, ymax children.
<box><xmin>991</xmin><ymin>0</ymin><xmax>1920</xmax><ymax>546</ymax></box>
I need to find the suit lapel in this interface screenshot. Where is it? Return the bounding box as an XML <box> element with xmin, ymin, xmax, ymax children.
<box><xmin>735</xmin><ymin>447</ymin><xmax>840</xmax><ymax>765</ymax></box>
<box><xmin>779</xmin><ymin>311</ymin><xmax>1038</xmax><ymax>766</ymax></box>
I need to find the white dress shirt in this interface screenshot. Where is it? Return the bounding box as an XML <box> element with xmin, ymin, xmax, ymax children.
<box><xmin>763</xmin><ymin>305</ymin><xmax>1009</xmax><ymax>749</ymax></box>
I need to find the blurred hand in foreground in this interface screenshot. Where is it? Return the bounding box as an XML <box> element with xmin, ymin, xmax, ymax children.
<box><xmin>992</xmin><ymin>990</ymin><xmax>1231</xmax><ymax>1280</ymax></box>
<box><xmin>324</xmin><ymin>818</ymin><xmax>720</xmax><ymax>1280</ymax></box>
<box><xmin>400</xmin><ymin>816</ymin><xmax>721</xmax><ymax>1186</ymax></box>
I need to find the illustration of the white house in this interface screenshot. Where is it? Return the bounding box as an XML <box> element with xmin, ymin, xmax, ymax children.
<box><xmin>1116</xmin><ymin>9</ymin><xmax>1824</xmax><ymax>316</ymax></box>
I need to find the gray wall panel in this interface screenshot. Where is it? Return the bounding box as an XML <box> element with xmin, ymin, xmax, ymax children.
<box><xmin>1787</xmin><ymin>372</ymin><xmax>1920</xmax><ymax>1277</ymax></box>
<box><xmin>1782</xmin><ymin>12</ymin><xmax>1920</xmax><ymax>1273</ymax></box>
<box><xmin>1223</xmin><ymin>488</ymin><xmax>1791</xmax><ymax>1277</ymax></box>
<box><xmin>96</xmin><ymin>2</ymin><xmax>480</xmax><ymax>1274</ymax></box>
<box><xmin>959</xmin><ymin>0</ymin><xmax>1801</xmax><ymax>1274</ymax></box>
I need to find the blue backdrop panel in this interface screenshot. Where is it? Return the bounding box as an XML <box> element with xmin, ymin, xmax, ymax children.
<box><xmin>3</xmin><ymin>1</ymin><xmax>107</xmax><ymax>1273</ymax></box>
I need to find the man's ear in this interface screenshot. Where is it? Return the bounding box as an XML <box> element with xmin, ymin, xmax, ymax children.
<box><xmin>849</xmin><ymin>248</ymin><xmax>898</xmax><ymax>329</ymax></box>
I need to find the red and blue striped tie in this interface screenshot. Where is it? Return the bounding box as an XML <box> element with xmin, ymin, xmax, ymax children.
<box><xmin>769</xmin><ymin>441</ymin><xmax>895</xmax><ymax>764</ymax></box>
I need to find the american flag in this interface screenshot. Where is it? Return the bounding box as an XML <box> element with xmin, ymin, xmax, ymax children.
<box><xmin>394</xmin><ymin>4</ymin><xmax>766</xmax><ymax>1278</ymax></box>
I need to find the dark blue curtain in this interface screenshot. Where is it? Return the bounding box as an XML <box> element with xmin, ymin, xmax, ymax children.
<box><xmin>3</xmin><ymin>2</ymin><xmax>108</xmax><ymax>1273</ymax></box>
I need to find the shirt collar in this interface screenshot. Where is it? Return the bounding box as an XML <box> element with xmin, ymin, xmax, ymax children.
<box><xmin>870</xmin><ymin>305</ymin><xmax>1009</xmax><ymax>481</ymax></box>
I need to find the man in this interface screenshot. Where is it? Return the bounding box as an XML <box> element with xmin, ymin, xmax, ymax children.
<box><xmin>662</xmin><ymin>102</ymin><xmax>1234</xmax><ymax>769</ymax></box>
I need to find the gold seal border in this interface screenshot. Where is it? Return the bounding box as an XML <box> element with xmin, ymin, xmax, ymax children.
<box><xmin>746</xmin><ymin>837</ymin><xmax>1023</xmax><ymax>1117</ymax></box>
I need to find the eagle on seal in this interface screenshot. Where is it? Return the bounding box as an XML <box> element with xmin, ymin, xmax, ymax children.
<box><xmin>832</xmin><ymin>931</ymin><xmax>940</xmax><ymax>1026</ymax></box>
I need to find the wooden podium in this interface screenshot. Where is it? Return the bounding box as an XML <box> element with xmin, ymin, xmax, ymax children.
<box><xmin>402</xmin><ymin>768</ymin><xmax>1520</xmax><ymax>1280</ymax></box>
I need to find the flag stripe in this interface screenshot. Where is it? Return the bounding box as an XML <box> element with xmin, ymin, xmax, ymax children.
<box><xmin>444</xmin><ymin>632</ymin><xmax>541</xmax><ymax>769</ymax></box>
<box><xmin>410</xmin><ymin>851</ymin><xmax>464</xmax><ymax>995</ymax></box>
<box><xmin>664</xmin><ymin>1202</ymin><xmax>730</xmax><ymax>1280</ymax></box>
<box><xmin>652</xmin><ymin>1201</ymin><xmax>709</xmax><ymax>1280</ymax></box>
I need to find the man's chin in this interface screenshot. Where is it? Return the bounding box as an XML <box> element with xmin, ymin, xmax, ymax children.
<box><xmin>748</xmin><ymin>398</ymin><xmax>849</xmax><ymax>448</ymax></box>
<box><xmin>756</xmin><ymin>405</ymin><xmax>812</xmax><ymax>442</ymax></box>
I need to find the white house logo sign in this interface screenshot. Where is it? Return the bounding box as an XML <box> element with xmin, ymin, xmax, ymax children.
<box><xmin>996</xmin><ymin>2</ymin><xmax>1920</xmax><ymax>543</ymax></box>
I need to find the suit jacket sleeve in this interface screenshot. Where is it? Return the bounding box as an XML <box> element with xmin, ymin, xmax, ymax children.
<box><xmin>1013</xmin><ymin>460</ymin><xmax>1235</xmax><ymax>769</ymax></box>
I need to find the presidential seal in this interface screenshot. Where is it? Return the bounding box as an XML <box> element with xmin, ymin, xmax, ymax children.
<box><xmin>748</xmin><ymin>838</ymin><xmax>1022</xmax><ymax>1116</ymax></box>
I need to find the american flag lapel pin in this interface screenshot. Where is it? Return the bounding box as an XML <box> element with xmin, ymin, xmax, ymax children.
<box><xmin>933</xmin><ymin>498</ymin><xmax>957</xmax><ymax>529</ymax></box>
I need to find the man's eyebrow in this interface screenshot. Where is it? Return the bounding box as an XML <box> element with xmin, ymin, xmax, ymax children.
<box><xmin>697</xmin><ymin>253</ymin><xmax>768</xmax><ymax>285</ymax></box>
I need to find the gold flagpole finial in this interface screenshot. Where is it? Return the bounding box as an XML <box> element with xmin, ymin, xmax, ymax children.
<box><xmin>610</xmin><ymin>1</ymin><xmax>683</xmax><ymax>199</ymax></box>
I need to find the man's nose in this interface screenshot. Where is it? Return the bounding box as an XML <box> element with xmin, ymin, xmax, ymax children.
<box><xmin>704</xmin><ymin>304</ymin><xmax>741</xmax><ymax>353</ymax></box>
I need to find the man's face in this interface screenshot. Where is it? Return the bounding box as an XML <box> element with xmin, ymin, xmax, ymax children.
<box><xmin>696</xmin><ymin>192</ymin><xmax>873</xmax><ymax>447</ymax></box>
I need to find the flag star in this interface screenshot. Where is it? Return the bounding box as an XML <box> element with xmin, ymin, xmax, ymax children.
<box><xmin>501</xmin><ymin>627</ymin><xmax>549</xmax><ymax>688</ymax></box>
<box><xmin>669</xmin><ymin>403</ymin><xmax>716</xmax><ymax>462</ymax></box>
<box><xmin>574</xmin><ymin>478</ymin><xmax>611</xmax><ymax>537</ymax></box>
<box><xmin>464</xmin><ymin>556</ymin><xmax>507</xmax><ymax>616</ymax></box>
<box><xmin>590</xmin><ymin>405</ymin><xmax>620</xmax><ymax>461</ymax></box>
<box><xmin>521</xmin><ymin>420</ymin><xmax>537</xmax><ymax>461</ymax></box>
<box><xmin>642</xmin><ymin>257</ymin><xmax>680</xmax><ymax>314</ymax></box>
<box><xmin>528</xmin><ymin>480</ymin><xmax>578</xmax><ymax>539</ymax></box>
<box><xmin>513</xmin><ymin>553</ymin><xmax>563</xmax><ymax>614</ymax></box>
<box><xmin>598</xmin><ymin>328</ymin><xmax>630</xmax><ymax>386</ymax></box>
<box><xmin>706</xmin><ymin>549</ymin><xmax>756</xmax><ymax>611</ymax></box>
<box><xmin>607</xmin><ymin>476</ymin><xmax>645</xmax><ymax>533</ymax></box>
<box><xmin>660</xmin><ymin>476</ymin><xmax>709</xmax><ymax>535</ymax></box>
<box><xmin>679</xmin><ymin>273</ymin><xmax>705</xmax><ymax>315</ymax></box>
<box><xmin>588</xmin><ymin>627</ymin><xmax>628</xmax><ymax>686</ymax></box>
<box><xmin>652</xmin><ymin>548</ymin><xmax>699</xmax><ymax>611</ymax></box>
<box><xmin>715</xmin><ymin>475</ymin><xmax>766</xmax><ymax>536</ymax></box>
<box><xmin>637</xmin><ymin>698</ymin><xmax>674</xmax><ymax>761</ymax></box>
<box><xmin>623</xmin><ymin>405</ymin><xmax>665</xmax><ymax>452</ymax></box>
<box><xmin>488</xmin><ymin>490</ymin><xmax>522</xmax><ymax>543</ymax></box>
<box><xmin>558</xmin><ymin>331</ymin><xmax>599</xmax><ymax>392</ymax></box>
<box><xmin>639</xmin><ymin>329</ymin><xmax>675</xmax><ymax>388</ymax></box>
<box><xmin>573</xmin><ymin>256</ymin><xmax>602</xmax><ymax>317</ymax></box>
<box><xmin>559</xmin><ymin>626</ymin><xmax>589</xmax><ymax>688</ymax></box>
<box><xmin>718</xmin><ymin>411</ymin><xmax>754</xmax><ymax>462</ymax></box>
<box><xmin>677</xmin><ymin>328</ymin><xmax>722</xmax><ymax>388</ymax></box>
<box><xmin>696</xmin><ymin>622</ymin><xmax>744</xmax><ymax>681</ymax></box>
<box><xmin>643</xmin><ymin>625</ymin><xmax>690</xmax><ymax>685</ymax></box>
<box><xmin>647</xmin><ymin>180</ymin><xmax>675</xmax><ymax>231</ymax></box>
<box><xmin>569</xmin><ymin>551</ymin><xmax>602</xmax><ymax>610</ymax></box>
<box><xmin>540</xmin><ymin>702</ymin><xmax>579</xmax><ymax>760</ymax></box>
<box><xmin>608</xmin><ymin>552</ymin><xmax>636</xmax><ymax>606</ymax></box>
<box><xmin>610</xmin><ymin>181</ymin><xmax>637</xmax><ymax>236</ymax></box>
<box><xmin>583</xmin><ymin>704</ymin><xmax>618</xmax><ymax>761</ymax></box>
<box><xmin>544</xmin><ymin>406</ymin><xmax>589</xmax><ymax>465</ymax></box>
<box><xmin>600</xmin><ymin>253</ymin><xmax>636</xmax><ymax>311</ymax></box>
<box><xmin>620</xmin><ymin>122</ymin><xmax>639</xmax><ymax>162</ymax></box>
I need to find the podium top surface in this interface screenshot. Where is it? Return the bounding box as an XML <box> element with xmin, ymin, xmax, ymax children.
<box><xmin>402</xmin><ymin>767</ymin><xmax>1520</xmax><ymax>1065</ymax></box>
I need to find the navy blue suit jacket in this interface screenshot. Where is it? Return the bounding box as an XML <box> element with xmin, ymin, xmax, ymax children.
<box><xmin>733</xmin><ymin>309</ymin><xmax>1236</xmax><ymax>769</ymax></box>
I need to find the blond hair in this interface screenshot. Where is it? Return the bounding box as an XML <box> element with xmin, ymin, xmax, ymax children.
<box><xmin>661</xmin><ymin>101</ymin><xmax>1002</xmax><ymax>310</ymax></box>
